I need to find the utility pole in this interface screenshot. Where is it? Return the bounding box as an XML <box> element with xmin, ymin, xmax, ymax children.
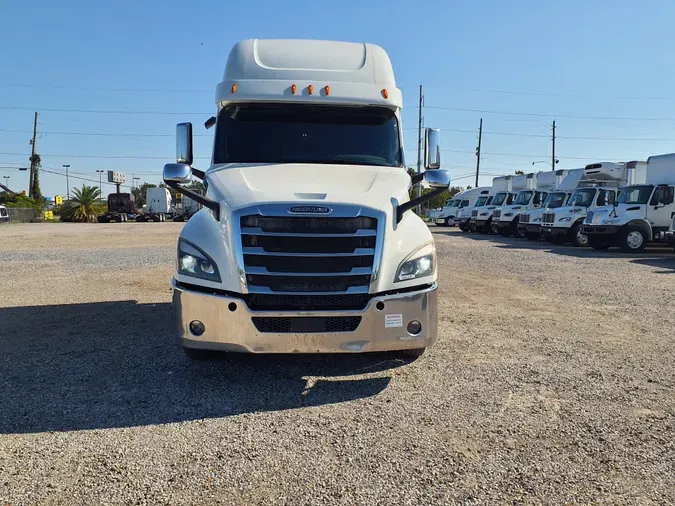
<box><xmin>96</xmin><ymin>170</ymin><xmax>104</xmax><ymax>202</ymax></box>
<box><xmin>2</xmin><ymin>176</ymin><xmax>9</xmax><ymax>188</ymax></box>
<box><xmin>62</xmin><ymin>164</ymin><xmax>71</xmax><ymax>200</ymax></box>
<box><xmin>475</xmin><ymin>118</ymin><xmax>483</xmax><ymax>187</ymax></box>
<box><xmin>416</xmin><ymin>85</ymin><xmax>424</xmax><ymax>215</ymax></box>
<box><xmin>551</xmin><ymin>120</ymin><xmax>556</xmax><ymax>171</ymax></box>
<box><xmin>28</xmin><ymin>112</ymin><xmax>38</xmax><ymax>198</ymax></box>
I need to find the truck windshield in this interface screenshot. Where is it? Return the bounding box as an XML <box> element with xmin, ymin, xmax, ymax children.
<box><xmin>474</xmin><ymin>196</ymin><xmax>489</xmax><ymax>207</ymax></box>
<box><xmin>617</xmin><ymin>185</ymin><xmax>654</xmax><ymax>205</ymax></box>
<box><xmin>213</xmin><ymin>103</ymin><xmax>402</xmax><ymax>167</ymax></box>
<box><xmin>514</xmin><ymin>191</ymin><xmax>533</xmax><ymax>205</ymax></box>
<box><xmin>492</xmin><ymin>192</ymin><xmax>507</xmax><ymax>206</ymax></box>
<box><xmin>544</xmin><ymin>191</ymin><xmax>567</xmax><ymax>208</ymax></box>
<box><xmin>448</xmin><ymin>200</ymin><xmax>461</xmax><ymax>208</ymax></box>
<box><xmin>568</xmin><ymin>188</ymin><xmax>596</xmax><ymax>207</ymax></box>
<box><xmin>459</xmin><ymin>200</ymin><xmax>470</xmax><ymax>208</ymax></box>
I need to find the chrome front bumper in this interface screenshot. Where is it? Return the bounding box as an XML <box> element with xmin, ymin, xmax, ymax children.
<box><xmin>172</xmin><ymin>280</ymin><xmax>438</xmax><ymax>353</ymax></box>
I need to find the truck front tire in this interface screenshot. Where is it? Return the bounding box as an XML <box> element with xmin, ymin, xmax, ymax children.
<box><xmin>571</xmin><ymin>223</ymin><xmax>588</xmax><ymax>247</ymax></box>
<box><xmin>398</xmin><ymin>348</ymin><xmax>425</xmax><ymax>359</ymax></box>
<box><xmin>619</xmin><ymin>226</ymin><xmax>647</xmax><ymax>253</ymax></box>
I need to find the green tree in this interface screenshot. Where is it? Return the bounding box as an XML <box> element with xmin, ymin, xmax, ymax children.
<box><xmin>61</xmin><ymin>185</ymin><xmax>105</xmax><ymax>222</ymax></box>
<box><xmin>515</xmin><ymin>170</ymin><xmax>525</xmax><ymax>175</ymax></box>
<box><xmin>131</xmin><ymin>182</ymin><xmax>157</xmax><ymax>207</ymax></box>
<box><xmin>30</xmin><ymin>154</ymin><xmax>43</xmax><ymax>201</ymax></box>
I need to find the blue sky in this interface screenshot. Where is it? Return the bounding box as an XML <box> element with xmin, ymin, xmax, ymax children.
<box><xmin>2</xmin><ymin>0</ymin><xmax>675</xmax><ymax>197</ymax></box>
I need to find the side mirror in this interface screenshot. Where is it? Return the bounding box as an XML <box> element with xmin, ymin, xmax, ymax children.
<box><xmin>176</xmin><ymin>122</ymin><xmax>193</xmax><ymax>165</ymax></box>
<box><xmin>660</xmin><ymin>186</ymin><xmax>674</xmax><ymax>205</ymax></box>
<box><xmin>424</xmin><ymin>169</ymin><xmax>450</xmax><ymax>188</ymax></box>
<box><xmin>424</xmin><ymin>128</ymin><xmax>441</xmax><ymax>170</ymax></box>
<box><xmin>163</xmin><ymin>163</ymin><xmax>192</xmax><ymax>184</ymax></box>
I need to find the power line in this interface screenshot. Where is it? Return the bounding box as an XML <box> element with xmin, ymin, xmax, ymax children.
<box><xmin>423</xmin><ymin>105</ymin><xmax>675</xmax><ymax>122</ymax></box>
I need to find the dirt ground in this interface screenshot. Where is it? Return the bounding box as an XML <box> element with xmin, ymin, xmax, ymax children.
<box><xmin>0</xmin><ymin>223</ymin><xmax>673</xmax><ymax>505</ymax></box>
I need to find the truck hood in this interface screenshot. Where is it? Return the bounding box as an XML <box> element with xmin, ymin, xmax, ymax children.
<box><xmin>551</xmin><ymin>205</ymin><xmax>587</xmax><ymax>216</ymax></box>
<box><xmin>206</xmin><ymin>163</ymin><xmax>410</xmax><ymax>211</ymax></box>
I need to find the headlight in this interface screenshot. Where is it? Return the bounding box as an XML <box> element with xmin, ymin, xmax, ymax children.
<box><xmin>533</xmin><ymin>217</ymin><xmax>541</xmax><ymax>223</ymax></box>
<box><xmin>395</xmin><ymin>243</ymin><xmax>436</xmax><ymax>283</ymax></box>
<box><xmin>177</xmin><ymin>239</ymin><xmax>221</xmax><ymax>282</ymax></box>
<box><xmin>558</xmin><ymin>217</ymin><xmax>572</xmax><ymax>222</ymax></box>
<box><xmin>480</xmin><ymin>212</ymin><xmax>488</xmax><ymax>216</ymax></box>
<box><xmin>504</xmin><ymin>213</ymin><xmax>514</xmax><ymax>217</ymax></box>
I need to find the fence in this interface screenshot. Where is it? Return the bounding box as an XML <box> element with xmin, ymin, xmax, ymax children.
<box><xmin>3</xmin><ymin>208</ymin><xmax>41</xmax><ymax>223</ymax></box>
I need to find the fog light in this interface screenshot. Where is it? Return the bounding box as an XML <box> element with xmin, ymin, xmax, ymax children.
<box><xmin>407</xmin><ymin>320</ymin><xmax>422</xmax><ymax>335</ymax></box>
<box><xmin>189</xmin><ymin>320</ymin><xmax>205</xmax><ymax>336</ymax></box>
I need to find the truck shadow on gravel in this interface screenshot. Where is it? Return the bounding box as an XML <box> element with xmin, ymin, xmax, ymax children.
<box><xmin>0</xmin><ymin>301</ymin><xmax>402</xmax><ymax>434</ymax></box>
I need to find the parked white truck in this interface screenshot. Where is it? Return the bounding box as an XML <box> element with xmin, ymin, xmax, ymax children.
<box><xmin>470</xmin><ymin>176</ymin><xmax>513</xmax><ymax>233</ymax></box>
<box><xmin>431</xmin><ymin>190</ymin><xmax>464</xmax><ymax>226</ymax></box>
<box><xmin>455</xmin><ymin>187</ymin><xmax>493</xmax><ymax>232</ymax></box>
<box><xmin>434</xmin><ymin>186</ymin><xmax>490</xmax><ymax>227</ymax></box>
<box><xmin>518</xmin><ymin>168</ymin><xmax>584</xmax><ymax>240</ymax></box>
<box><xmin>136</xmin><ymin>187</ymin><xmax>173</xmax><ymax>222</ymax></box>
<box><xmin>539</xmin><ymin>162</ymin><xmax>639</xmax><ymax>247</ymax></box>
<box><xmin>161</xmin><ymin>39</ymin><xmax>450</xmax><ymax>360</ymax></box>
<box><xmin>582</xmin><ymin>156</ymin><xmax>673</xmax><ymax>252</ymax></box>
<box><xmin>0</xmin><ymin>205</ymin><xmax>8</xmax><ymax>223</ymax></box>
<box><xmin>493</xmin><ymin>171</ymin><xmax>567</xmax><ymax>237</ymax></box>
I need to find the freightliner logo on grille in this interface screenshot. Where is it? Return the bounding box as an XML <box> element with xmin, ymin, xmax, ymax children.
<box><xmin>288</xmin><ymin>206</ymin><xmax>332</xmax><ymax>214</ymax></box>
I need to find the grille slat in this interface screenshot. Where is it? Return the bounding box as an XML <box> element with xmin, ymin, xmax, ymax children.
<box><xmin>246</xmin><ymin>293</ymin><xmax>371</xmax><ymax>311</ymax></box>
<box><xmin>252</xmin><ymin>316</ymin><xmax>362</xmax><ymax>333</ymax></box>
<box><xmin>240</xmin><ymin>213</ymin><xmax>378</xmax><ymax>294</ymax></box>
<box><xmin>493</xmin><ymin>209</ymin><xmax>502</xmax><ymax>219</ymax></box>
<box><xmin>520</xmin><ymin>214</ymin><xmax>530</xmax><ymax>223</ymax></box>
<box><xmin>471</xmin><ymin>209</ymin><xmax>479</xmax><ymax>218</ymax></box>
<box><xmin>542</xmin><ymin>212</ymin><xmax>555</xmax><ymax>224</ymax></box>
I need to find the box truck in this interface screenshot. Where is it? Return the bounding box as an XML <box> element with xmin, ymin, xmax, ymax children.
<box><xmin>582</xmin><ymin>157</ymin><xmax>674</xmax><ymax>252</ymax></box>
<box><xmin>136</xmin><ymin>187</ymin><xmax>173</xmax><ymax>222</ymax></box>
<box><xmin>540</xmin><ymin>162</ymin><xmax>640</xmax><ymax>247</ymax></box>
<box><xmin>470</xmin><ymin>176</ymin><xmax>513</xmax><ymax>234</ymax></box>
<box><xmin>434</xmin><ymin>187</ymin><xmax>490</xmax><ymax>227</ymax></box>
<box><xmin>518</xmin><ymin>169</ymin><xmax>584</xmax><ymax>240</ymax></box>
<box><xmin>161</xmin><ymin>39</ymin><xmax>450</xmax><ymax>360</ymax></box>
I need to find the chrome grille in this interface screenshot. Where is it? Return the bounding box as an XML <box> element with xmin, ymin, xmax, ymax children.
<box><xmin>472</xmin><ymin>209</ymin><xmax>479</xmax><ymax>218</ymax></box>
<box><xmin>240</xmin><ymin>214</ymin><xmax>377</xmax><ymax>294</ymax></box>
<box><xmin>252</xmin><ymin>316</ymin><xmax>362</xmax><ymax>333</ymax></box>
<box><xmin>593</xmin><ymin>211</ymin><xmax>604</xmax><ymax>225</ymax></box>
<box><xmin>520</xmin><ymin>213</ymin><xmax>530</xmax><ymax>224</ymax></box>
<box><xmin>493</xmin><ymin>209</ymin><xmax>502</xmax><ymax>219</ymax></box>
<box><xmin>542</xmin><ymin>212</ymin><xmax>555</xmax><ymax>224</ymax></box>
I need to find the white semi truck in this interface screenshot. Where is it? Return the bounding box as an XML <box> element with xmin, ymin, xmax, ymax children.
<box><xmin>518</xmin><ymin>168</ymin><xmax>584</xmax><ymax>240</ymax></box>
<box><xmin>434</xmin><ymin>186</ymin><xmax>490</xmax><ymax>227</ymax></box>
<box><xmin>136</xmin><ymin>187</ymin><xmax>173</xmax><ymax>222</ymax></box>
<box><xmin>493</xmin><ymin>171</ymin><xmax>567</xmax><ymax>237</ymax></box>
<box><xmin>539</xmin><ymin>162</ymin><xmax>640</xmax><ymax>247</ymax></box>
<box><xmin>0</xmin><ymin>205</ymin><xmax>8</xmax><ymax>223</ymax></box>
<box><xmin>161</xmin><ymin>39</ymin><xmax>450</xmax><ymax>360</ymax></box>
<box><xmin>470</xmin><ymin>176</ymin><xmax>513</xmax><ymax>233</ymax></box>
<box><xmin>582</xmin><ymin>156</ymin><xmax>674</xmax><ymax>252</ymax></box>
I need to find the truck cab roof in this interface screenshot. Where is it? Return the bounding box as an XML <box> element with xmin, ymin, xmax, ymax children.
<box><xmin>216</xmin><ymin>39</ymin><xmax>402</xmax><ymax>109</ymax></box>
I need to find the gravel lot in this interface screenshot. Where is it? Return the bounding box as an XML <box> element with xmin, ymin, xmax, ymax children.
<box><xmin>1</xmin><ymin>223</ymin><xmax>674</xmax><ymax>505</ymax></box>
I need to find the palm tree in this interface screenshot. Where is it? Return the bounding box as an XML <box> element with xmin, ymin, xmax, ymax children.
<box><xmin>61</xmin><ymin>185</ymin><xmax>105</xmax><ymax>222</ymax></box>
